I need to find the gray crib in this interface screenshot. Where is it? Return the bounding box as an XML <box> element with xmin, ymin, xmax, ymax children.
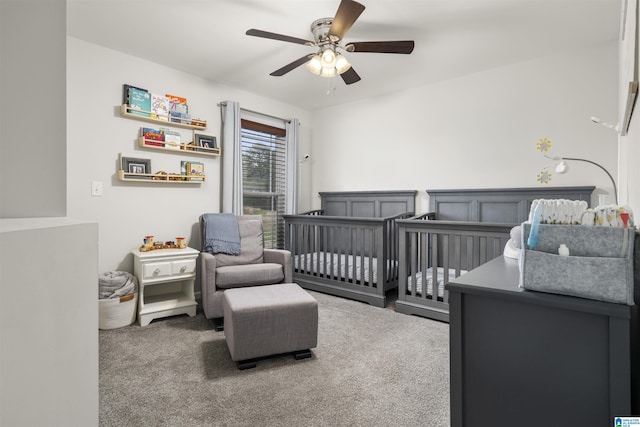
<box><xmin>284</xmin><ymin>190</ymin><xmax>416</xmax><ymax>308</ymax></box>
<box><xmin>396</xmin><ymin>186</ymin><xmax>595</xmax><ymax>322</ymax></box>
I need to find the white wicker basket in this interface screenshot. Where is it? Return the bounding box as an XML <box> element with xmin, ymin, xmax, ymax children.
<box><xmin>98</xmin><ymin>293</ymin><xmax>138</xmax><ymax>330</ymax></box>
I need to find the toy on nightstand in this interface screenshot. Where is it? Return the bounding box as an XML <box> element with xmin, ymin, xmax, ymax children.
<box><xmin>139</xmin><ymin>235</ymin><xmax>188</xmax><ymax>252</ymax></box>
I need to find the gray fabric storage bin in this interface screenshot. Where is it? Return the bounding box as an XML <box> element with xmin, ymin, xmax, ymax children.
<box><xmin>519</xmin><ymin>223</ymin><xmax>636</xmax><ymax>305</ymax></box>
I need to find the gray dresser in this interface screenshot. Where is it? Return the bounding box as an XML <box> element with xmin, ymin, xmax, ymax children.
<box><xmin>447</xmin><ymin>256</ymin><xmax>639</xmax><ymax>427</ymax></box>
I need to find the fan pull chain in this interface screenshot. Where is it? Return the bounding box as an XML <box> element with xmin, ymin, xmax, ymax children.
<box><xmin>326</xmin><ymin>76</ymin><xmax>338</xmax><ymax>95</ymax></box>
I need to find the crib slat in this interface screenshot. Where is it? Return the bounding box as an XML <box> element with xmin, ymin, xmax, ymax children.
<box><xmin>430</xmin><ymin>234</ymin><xmax>438</xmax><ymax>299</ymax></box>
<box><xmin>479</xmin><ymin>236</ymin><xmax>487</xmax><ymax>266</ymax></box>
<box><xmin>450</xmin><ymin>234</ymin><xmax>460</xmax><ymax>276</ymax></box>
<box><xmin>329</xmin><ymin>226</ymin><xmax>336</xmax><ymax>279</ymax></box>
<box><xmin>409</xmin><ymin>232</ymin><xmax>418</xmax><ymax>297</ymax></box>
<box><xmin>353</xmin><ymin>228</ymin><xmax>358</xmax><ymax>284</ymax></box>
<box><xmin>466</xmin><ymin>236</ymin><xmax>473</xmax><ymax>271</ymax></box>
<box><xmin>303</xmin><ymin>223</ymin><xmax>308</xmax><ymax>272</ymax></box>
<box><xmin>441</xmin><ymin>234</ymin><xmax>451</xmax><ymax>301</ymax></box>
<box><xmin>421</xmin><ymin>231</ymin><xmax>429</xmax><ymax>299</ymax></box>
<box><xmin>387</xmin><ymin>217</ymin><xmax>395</xmax><ymax>282</ymax></box>
<box><xmin>359</xmin><ymin>228</ymin><xmax>366</xmax><ymax>286</ymax></box>
<box><xmin>370</xmin><ymin>226</ymin><xmax>376</xmax><ymax>288</ymax></box>
<box><xmin>324</xmin><ymin>226</ymin><xmax>330</xmax><ymax>278</ymax></box>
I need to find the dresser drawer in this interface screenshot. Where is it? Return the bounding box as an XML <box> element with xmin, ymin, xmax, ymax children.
<box><xmin>172</xmin><ymin>259</ymin><xmax>196</xmax><ymax>275</ymax></box>
<box><xmin>142</xmin><ymin>262</ymin><xmax>171</xmax><ymax>279</ymax></box>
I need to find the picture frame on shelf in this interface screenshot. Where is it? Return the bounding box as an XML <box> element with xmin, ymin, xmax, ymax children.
<box><xmin>129</xmin><ymin>163</ymin><xmax>145</xmax><ymax>174</ymax></box>
<box><xmin>194</xmin><ymin>133</ymin><xmax>217</xmax><ymax>151</ymax></box>
<box><xmin>121</xmin><ymin>156</ymin><xmax>152</xmax><ymax>179</ymax></box>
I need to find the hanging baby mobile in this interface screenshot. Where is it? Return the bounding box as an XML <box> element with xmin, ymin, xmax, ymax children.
<box><xmin>535</xmin><ymin>137</ymin><xmax>553</xmax><ymax>184</ymax></box>
<box><xmin>534</xmin><ymin>136</ymin><xmax>618</xmax><ymax>205</ymax></box>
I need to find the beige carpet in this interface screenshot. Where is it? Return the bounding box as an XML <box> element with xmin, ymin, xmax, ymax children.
<box><xmin>99</xmin><ymin>290</ymin><xmax>450</xmax><ymax>426</ymax></box>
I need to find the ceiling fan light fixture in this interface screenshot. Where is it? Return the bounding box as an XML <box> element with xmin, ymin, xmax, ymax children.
<box><xmin>335</xmin><ymin>54</ymin><xmax>351</xmax><ymax>74</ymax></box>
<box><xmin>320</xmin><ymin>66</ymin><xmax>337</xmax><ymax>78</ymax></box>
<box><xmin>321</xmin><ymin>47</ymin><xmax>337</xmax><ymax>68</ymax></box>
<box><xmin>248</xmin><ymin>0</ymin><xmax>414</xmax><ymax>84</ymax></box>
<box><xmin>306</xmin><ymin>55</ymin><xmax>322</xmax><ymax>75</ymax></box>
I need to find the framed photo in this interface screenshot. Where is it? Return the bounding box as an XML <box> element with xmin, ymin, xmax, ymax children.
<box><xmin>194</xmin><ymin>133</ymin><xmax>217</xmax><ymax>151</ymax></box>
<box><xmin>129</xmin><ymin>163</ymin><xmax>145</xmax><ymax>174</ymax></box>
<box><xmin>121</xmin><ymin>156</ymin><xmax>151</xmax><ymax>179</ymax></box>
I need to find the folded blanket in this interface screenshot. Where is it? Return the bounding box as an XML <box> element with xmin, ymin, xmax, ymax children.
<box><xmin>203</xmin><ymin>213</ymin><xmax>241</xmax><ymax>255</ymax></box>
<box><xmin>99</xmin><ymin>271</ymin><xmax>138</xmax><ymax>299</ymax></box>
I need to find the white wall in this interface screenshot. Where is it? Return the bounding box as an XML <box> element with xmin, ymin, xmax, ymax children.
<box><xmin>618</xmin><ymin>0</ymin><xmax>640</xmax><ymax>216</ymax></box>
<box><xmin>66</xmin><ymin>37</ymin><xmax>312</xmax><ymax>275</ymax></box>
<box><xmin>620</xmin><ymin>114</ymin><xmax>639</xmax><ymax>212</ymax></box>
<box><xmin>310</xmin><ymin>42</ymin><xmax>618</xmax><ymax>213</ymax></box>
<box><xmin>1</xmin><ymin>2</ymin><xmax>98</xmax><ymax>425</ymax></box>
<box><xmin>0</xmin><ymin>219</ymin><xmax>98</xmax><ymax>427</ymax></box>
<box><xmin>0</xmin><ymin>0</ymin><xmax>67</xmax><ymax>217</ymax></box>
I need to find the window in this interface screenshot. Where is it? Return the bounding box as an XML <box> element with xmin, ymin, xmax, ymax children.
<box><xmin>241</xmin><ymin>119</ymin><xmax>287</xmax><ymax>249</ymax></box>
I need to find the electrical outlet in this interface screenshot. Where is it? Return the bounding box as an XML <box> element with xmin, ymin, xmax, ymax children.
<box><xmin>91</xmin><ymin>181</ymin><xmax>103</xmax><ymax>197</ymax></box>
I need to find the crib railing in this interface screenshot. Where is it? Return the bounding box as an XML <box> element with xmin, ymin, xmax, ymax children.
<box><xmin>396</xmin><ymin>214</ymin><xmax>513</xmax><ymax>321</ymax></box>
<box><xmin>283</xmin><ymin>211</ymin><xmax>414</xmax><ymax>307</ymax></box>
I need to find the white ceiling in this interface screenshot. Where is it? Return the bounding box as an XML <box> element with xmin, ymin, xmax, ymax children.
<box><xmin>67</xmin><ymin>0</ymin><xmax>621</xmax><ymax>111</ymax></box>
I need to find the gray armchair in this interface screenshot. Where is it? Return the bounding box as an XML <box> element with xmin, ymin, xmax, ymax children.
<box><xmin>199</xmin><ymin>214</ymin><xmax>292</xmax><ymax>328</ymax></box>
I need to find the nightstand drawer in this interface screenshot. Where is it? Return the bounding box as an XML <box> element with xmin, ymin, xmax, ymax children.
<box><xmin>143</xmin><ymin>262</ymin><xmax>171</xmax><ymax>279</ymax></box>
<box><xmin>172</xmin><ymin>259</ymin><xmax>196</xmax><ymax>275</ymax></box>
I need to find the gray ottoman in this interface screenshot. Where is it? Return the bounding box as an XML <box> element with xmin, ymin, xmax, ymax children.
<box><xmin>223</xmin><ymin>283</ymin><xmax>318</xmax><ymax>369</ymax></box>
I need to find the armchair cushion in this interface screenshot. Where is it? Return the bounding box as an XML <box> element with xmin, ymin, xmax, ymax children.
<box><xmin>216</xmin><ymin>263</ymin><xmax>285</xmax><ymax>289</ymax></box>
<box><xmin>214</xmin><ymin>219</ymin><xmax>264</xmax><ymax>267</ymax></box>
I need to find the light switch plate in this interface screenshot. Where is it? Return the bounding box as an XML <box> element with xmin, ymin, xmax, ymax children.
<box><xmin>91</xmin><ymin>181</ymin><xmax>103</xmax><ymax>196</ymax></box>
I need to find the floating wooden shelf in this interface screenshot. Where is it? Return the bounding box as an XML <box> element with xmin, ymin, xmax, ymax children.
<box><xmin>120</xmin><ymin>104</ymin><xmax>207</xmax><ymax>130</ymax></box>
<box><xmin>117</xmin><ymin>170</ymin><xmax>205</xmax><ymax>183</ymax></box>
<box><xmin>137</xmin><ymin>137</ymin><xmax>221</xmax><ymax>157</ymax></box>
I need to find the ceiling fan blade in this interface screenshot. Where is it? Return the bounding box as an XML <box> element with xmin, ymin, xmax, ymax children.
<box><xmin>270</xmin><ymin>54</ymin><xmax>315</xmax><ymax>76</ymax></box>
<box><xmin>246</xmin><ymin>29</ymin><xmax>315</xmax><ymax>46</ymax></box>
<box><xmin>340</xmin><ymin>66</ymin><xmax>361</xmax><ymax>85</ymax></box>
<box><xmin>345</xmin><ymin>41</ymin><xmax>415</xmax><ymax>54</ymax></box>
<box><xmin>328</xmin><ymin>0</ymin><xmax>365</xmax><ymax>42</ymax></box>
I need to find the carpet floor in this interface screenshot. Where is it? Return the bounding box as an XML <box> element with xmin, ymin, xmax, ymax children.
<box><xmin>99</xmin><ymin>290</ymin><xmax>450</xmax><ymax>426</ymax></box>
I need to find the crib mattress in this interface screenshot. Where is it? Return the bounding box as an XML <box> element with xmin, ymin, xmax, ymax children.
<box><xmin>294</xmin><ymin>252</ymin><xmax>393</xmax><ymax>284</ymax></box>
<box><xmin>406</xmin><ymin>267</ymin><xmax>467</xmax><ymax>298</ymax></box>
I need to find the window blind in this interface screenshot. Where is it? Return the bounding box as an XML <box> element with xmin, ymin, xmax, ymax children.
<box><xmin>241</xmin><ymin>119</ymin><xmax>286</xmax><ymax>249</ymax></box>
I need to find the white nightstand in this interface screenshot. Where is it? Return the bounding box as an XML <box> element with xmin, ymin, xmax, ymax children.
<box><xmin>131</xmin><ymin>247</ymin><xmax>199</xmax><ymax>326</ymax></box>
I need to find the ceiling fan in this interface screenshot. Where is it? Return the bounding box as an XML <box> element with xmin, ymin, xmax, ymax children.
<box><xmin>246</xmin><ymin>0</ymin><xmax>415</xmax><ymax>85</ymax></box>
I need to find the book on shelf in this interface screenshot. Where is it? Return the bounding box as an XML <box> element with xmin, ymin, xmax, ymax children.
<box><xmin>180</xmin><ymin>160</ymin><xmax>189</xmax><ymax>181</ymax></box>
<box><xmin>150</xmin><ymin>94</ymin><xmax>170</xmax><ymax>121</ymax></box>
<box><xmin>170</xmin><ymin>103</ymin><xmax>188</xmax><ymax>114</ymax></box>
<box><xmin>128</xmin><ymin>87</ymin><xmax>151</xmax><ymax>117</ymax></box>
<box><xmin>140</xmin><ymin>127</ymin><xmax>164</xmax><ymax>146</ymax></box>
<box><xmin>162</xmin><ymin>129</ymin><xmax>181</xmax><ymax>150</ymax></box>
<box><xmin>166</xmin><ymin>94</ymin><xmax>187</xmax><ymax>105</ymax></box>
<box><xmin>183</xmin><ymin>161</ymin><xmax>204</xmax><ymax>181</ymax></box>
<box><xmin>140</xmin><ymin>127</ymin><xmax>161</xmax><ymax>137</ymax></box>
<box><xmin>169</xmin><ymin>110</ymin><xmax>191</xmax><ymax>124</ymax></box>
<box><xmin>123</xmin><ymin>84</ymin><xmax>146</xmax><ymax>105</ymax></box>
<box><xmin>169</xmin><ymin>102</ymin><xmax>188</xmax><ymax>115</ymax></box>
<box><xmin>143</xmin><ymin>141</ymin><xmax>164</xmax><ymax>147</ymax></box>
